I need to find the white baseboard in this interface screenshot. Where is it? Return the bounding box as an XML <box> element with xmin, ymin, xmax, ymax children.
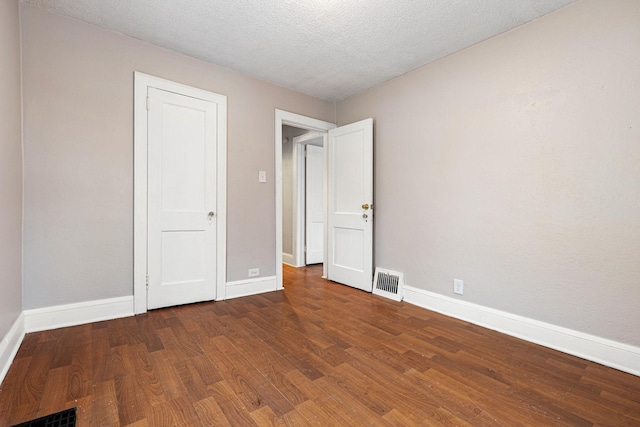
<box><xmin>403</xmin><ymin>286</ymin><xmax>640</xmax><ymax>377</ymax></box>
<box><xmin>282</xmin><ymin>252</ymin><xmax>294</xmax><ymax>266</ymax></box>
<box><xmin>0</xmin><ymin>313</ymin><xmax>25</xmax><ymax>386</ymax></box>
<box><xmin>24</xmin><ymin>296</ymin><xmax>135</xmax><ymax>333</ymax></box>
<box><xmin>226</xmin><ymin>276</ymin><xmax>278</xmax><ymax>299</ymax></box>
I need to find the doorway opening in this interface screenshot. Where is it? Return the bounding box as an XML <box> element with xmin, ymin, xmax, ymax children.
<box><xmin>274</xmin><ymin>110</ymin><xmax>336</xmax><ymax>290</ymax></box>
<box><xmin>275</xmin><ymin>111</ymin><xmax>374</xmax><ymax>293</ymax></box>
<box><xmin>283</xmin><ymin>128</ymin><xmax>325</xmax><ymax>268</ymax></box>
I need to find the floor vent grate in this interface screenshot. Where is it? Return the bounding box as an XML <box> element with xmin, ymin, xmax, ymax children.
<box><xmin>373</xmin><ymin>268</ymin><xmax>404</xmax><ymax>301</ymax></box>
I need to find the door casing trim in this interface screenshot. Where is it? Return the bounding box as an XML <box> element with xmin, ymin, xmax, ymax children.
<box><xmin>134</xmin><ymin>72</ymin><xmax>227</xmax><ymax>314</ymax></box>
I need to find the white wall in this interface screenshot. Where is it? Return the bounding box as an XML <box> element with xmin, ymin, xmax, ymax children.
<box><xmin>20</xmin><ymin>5</ymin><xmax>334</xmax><ymax>309</ymax></box>
<box><xmin>337</xmin><ymin>0</ymin><xmax>640</xmax><ymax>346</ymax></box>
<box><xmin>0</xmin><ymin>0</ymin><xmax>23</xmax><ymax>339</ymax></box>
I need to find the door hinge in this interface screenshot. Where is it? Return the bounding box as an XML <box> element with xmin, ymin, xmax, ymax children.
<box><xmin>146</xmin><ymin>96</ymin><xmax>150</xmax><ymax>111</ymax></box>
<box><xmin>145</xmin><ymin>274</ymin><xmax>149</xmax><ymax>289</ymax></box>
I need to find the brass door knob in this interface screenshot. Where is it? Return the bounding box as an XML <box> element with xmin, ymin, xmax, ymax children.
<box><xmin>362</xmin><ymin>204</ymin><xmax>370</xmax><ymax>210</ymax></box>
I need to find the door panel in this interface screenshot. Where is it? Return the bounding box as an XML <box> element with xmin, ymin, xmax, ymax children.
<box><xmin>327</xmin><ymin>118</ymin><xmax>373</xmax><ymax>292</ymax></box>
<box><xmin>147</xmin><ymin>88</ymin><xmax>217</xmax><ymax>309</ymax></box>
<box><xmin>161</xmin><ymin>231</ymin><xmax>206</xmax><ymax>284</ymax></box>
<box><xmin>333</xmin><ymin>227</ymin><xmax>364</xmax><ymax>270</ymax></box>
<box><xmin>160</xmin><ymin>103</ymin><xmax>207</xmax><ymax>212</ymax></box>
<box><xmin>305</xmin><ymin>144</ymin><xmax>324</xmax><ymax>264</ymax></box>
<box><xmin>334</xmin><ymin>137</ymin><xmax>364</xmax><ymax>213</ymax></box>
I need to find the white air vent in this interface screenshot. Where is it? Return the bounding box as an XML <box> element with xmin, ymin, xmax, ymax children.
<box><xmin>373</xmin><ymin>268</ymin><xmax>404</xmax><ymax>302</ymax></box>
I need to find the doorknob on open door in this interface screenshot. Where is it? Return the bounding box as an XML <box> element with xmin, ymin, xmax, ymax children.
<box><xmin>208</xmin><ymin>211</ymin><xmax>215</xmax><ymax>220</ymax></box>
<box><xmin>362</xmin><ymin>204</ymin><xmax>370</xmax><ymax>210</ymax></box>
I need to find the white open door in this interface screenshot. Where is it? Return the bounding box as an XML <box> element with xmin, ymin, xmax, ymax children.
<box><xmin>147</xmin><ymin>87</ymin><xmax>218</xmax><ymax>309</ymax></box>
<box><xmin>305</xmin><ymin>144</ymin><xmax>324</xmax><ymax>264</ymax></box>
<box><xmin>327</xmin><ymin>118</ymin><xmax>373</xmax><ymax>292</ymax></box>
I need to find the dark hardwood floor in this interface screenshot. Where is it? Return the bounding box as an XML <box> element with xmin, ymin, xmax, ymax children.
<box><xmin>1</xmin><ymin>264</ymin><xmax>639</xmax><ymax>426</ymax></box>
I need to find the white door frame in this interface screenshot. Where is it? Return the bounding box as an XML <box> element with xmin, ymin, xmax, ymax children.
<box><xmin>275</xmin><ymin>110</ymin><xmax>335</xmax><ymax>289</ymax></box>
<box><xmin>292</xmin><ymin>132</ymin><xmax>325</xmax><ymax>267</ymax></box>
<box><xmin>134</xmin><ymin>72</ymin><xmax>227</xmax><ymax>314</ymax></box>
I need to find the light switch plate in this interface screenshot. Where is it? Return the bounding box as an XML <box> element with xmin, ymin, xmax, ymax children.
<box><xmin>258</xmin><ymin>171</ymin><xmax>267</xmax><ymax>183</ymax></box>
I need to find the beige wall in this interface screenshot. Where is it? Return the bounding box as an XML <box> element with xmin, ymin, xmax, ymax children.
<box><xmin>282</xmin><ymin>132</ymin><xmax>294</xmax><ymax>256</ymax></box>
<box><xmin>20</xmin><ymin>5</ymin><xmax>334</xmax><ymax>309</ymax></box>
<box><xmin>0</xmin><ymin>0</ymin><xmax>23</xmax><ymax>337</ymax></box>
<box><xmin>337</xmin><ymin>0</ymin><xmax>640</xmax><ymax>346</ymax></box>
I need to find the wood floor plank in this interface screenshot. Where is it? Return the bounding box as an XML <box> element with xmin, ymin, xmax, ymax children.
<box><xmin>211</xmin><ymin>335</ymin><xmax>296</xmax><ymax>417</ymax></box>
<box><xmin>35</xmin><ymin>366</ymin><xmax>71</xmax><ymax>419</ymax></box>
<box><xmin>207</xmin><ymin>380</ymin><xmax>260</xmax><ymax>427</ymax></box>
<box><xmin>147</xmin><ymin>349</ymin><xmax>189</xmax><ymax>403</ymax></box>
<box><xmin>107</xmin><ymin>316</ymin><xmax>142</xmax><ymax>348</ymax></box>
<box><xmin>174</xmin><ymin>359</ymin><xmax>211</xmax><ymax>402</ymax></box>
<box><xmin>90</xmin><ymin>380</ymin><xmax>120</xmax><ymax>426</ymax></box>
<box><xmin>155</xmin><ymin>326</ymin><xmax>202</xmax><ymax>364</ymax></box>
<box><xmin>67</xmin><ymin>328</ymin><xmax>92</xmax><ymax>401</ymax></box>
<box><xmin>279</xmin><ymin>407</ymin><xmax>312</xmax><ymax>427</ymax></box>
<box><xmin>134</xmin><ymin>312</ymin><xmax>166</xmax><ymax>353</ymax></box>
<box><xmin>157</xmin><ymin>395</ymin><xmax>203</xmax><ymax>427</ymax></box>
<box><xmin>199</xmin><ymin>336</ymin><xmax>268</xmax><ymax>413</ymax></box>
<box><xmin>188</xmin><ymin>352</ymin><xmax>224</xmax><ymax>386</ymax></box>
<box><xmin>72</xmin><ymin>395</ymin><xmax>92</xmax><ymax>427</ymax></box>
<box><xmin>312</xmin><ymin>375</ymin><xmax>395</xmax><ymax>426</ymax></box>
<box><xmin>1</xmin><ymin>264</ymin><xmax>639</xmax><ymax>426</ymax></box>
<box><xmin>344</xmin><ymin>346</ymin><xmax>444</xmax><ymax>414</ymax></box>
<box><xmin>192</xmin><ymin>395</ymin><xmax>232</xmax><ymax>427</ymax></box>
<box><xmin>249</xmin><ymin>405</ymin><xmax>288</xmax><ymax>427</ymax></box>
<box><xmin>123</xmin><ymin>419</ymin><xmax>148</xmax><ymax>427</ymax></box>
<box><xmin>129</xmin><ymin>344</ymin><xmax>165</xmax><ymax>406</ymax></box>
<box><xmin>293</xmin><ymin>399</ymin><xmax>343</xmax><ymax>425</ymax></box>
<box><xmin>283</xmin><ymin>370</ymin><xmax>372</xmax><ymax>427</ymax></box>
<box><xmin>0</xmin><ymin>356</ymin><xmax>37</xmax><ymax>424</ymax></box>
<box><xmin>90</xmin><ymin>327</ymin><xmax>111</xmax><ymax>386</ymax></box>
<box><xmin>113</xmin><ymin>373</ymin><xmax>148</xmax><ymax>426</ymax></box>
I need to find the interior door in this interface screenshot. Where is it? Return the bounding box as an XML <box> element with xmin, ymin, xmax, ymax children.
<box><xmin>327</xmin><ymin>118</ymin><xmax>373</xmax><ymax>291</ymax></box>
<box><xmin>305</xmin><ymin>144</ymin><xmax>324</xmax><ymax>264</ymax></box>
<box><xmin>147</xmin><ymin>87</ymin><xmax>218</xmax><ymax>309</ymax></box>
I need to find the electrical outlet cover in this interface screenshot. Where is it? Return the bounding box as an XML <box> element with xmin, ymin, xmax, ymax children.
<box><xmin>454</xmin><ymin>279</ymin><xmax>464</xmax><ymax>295</ymax></box>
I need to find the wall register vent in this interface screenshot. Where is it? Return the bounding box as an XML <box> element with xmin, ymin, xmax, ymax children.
<box><xmin>373</xmin><ymin>268</ymin><xmax>405</xmax><ymax>302</ymax></box>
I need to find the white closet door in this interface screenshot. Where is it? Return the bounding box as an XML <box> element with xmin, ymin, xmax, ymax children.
<box><xmin>147</xmin><ymin>87</ymin><xmax>218</xmax><ymax>309</ymax></box>
<box><xmin>305</xmin><ymin>144</ymin><xmax>324</xmax><ymax>265</ymax></box>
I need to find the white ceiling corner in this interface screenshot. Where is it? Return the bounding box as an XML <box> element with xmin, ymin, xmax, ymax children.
<box><xmin>23</xmin><ymin>0</ymin><xmax>578</xmax><ymax>102</ymax></box>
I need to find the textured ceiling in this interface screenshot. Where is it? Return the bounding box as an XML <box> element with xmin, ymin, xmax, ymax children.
<box><xmin>24</xmin><ymin>0</ymin><xmax>577</xmax><ymax>102</ymax></box>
